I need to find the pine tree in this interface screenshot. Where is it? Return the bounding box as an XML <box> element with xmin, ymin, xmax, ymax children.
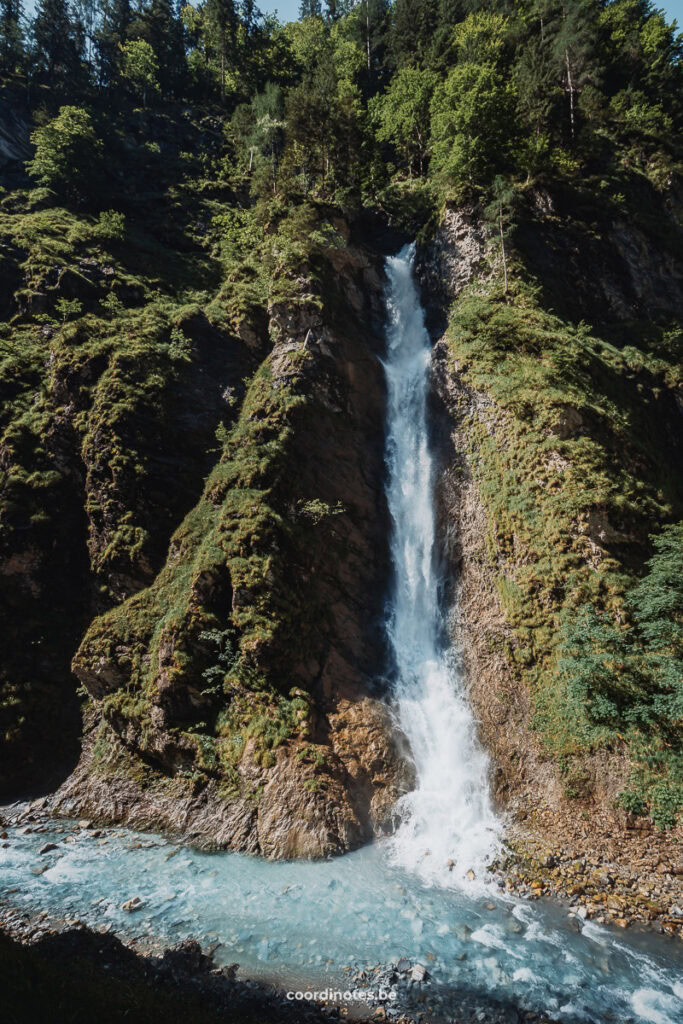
<box><xmin>94</xmin><ymin>0</ymin><xmax>132</xmax><ymax>89</ymax></box>
<box><xmin>204</xmin><ymin>0</ymin><xmax>238</xmax><ymax>101</ymax></box>
<box><xmin>0</xmin><ymin>0</ymin><xmax>24</xmax><ymax>75</ymax></box>
<box><xmin>131</xmin><ymin>0</ymin><xmax>186</xmax><ymax>97</ymax></box>
<box><xmin>324</xmin><ymin>0</ymin><xmax>354</xmax><ymax>19</ymax></box>
<box><xmin>552</xmin><ymin>0</ymin><xmax>599</xmax><ymax>140</ymax></box>
<box><xmin>32</xmin><ymin>0</ymin><xmax>84</xmax><ymax>89</ymax></box>
<box><xmin>299</xmin><ymin>0</ymin><xmax>322</xmax><ymax>19</ymax></box>
<box><xmin>74</xmin><ymin>0</ymin><xmax>97</xmax><ymax>68</ymax></box>
<box><xmin>341</xmin><ymin>0</ymin><xmax>389</xmax><ymax>85</ymax></box>
<box><xmin>514</xmin><ymin>33</ymin><xmax>560</xmax><ymax>137</ymax></box>
<box><xmin>390</xmin><ymin>0</ymin><xmax>438</xmax><ymax>68</ymax></box>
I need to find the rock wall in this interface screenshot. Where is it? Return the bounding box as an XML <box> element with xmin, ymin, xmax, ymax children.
<box><xmin>417</xmin><ymin>188</ymin><xmax>683</xmax><ymax>871</ymax></box>
<box><xmin>51</xmin><ymin>241</ymin><xmax>410</xmax><ymax>857</ymax></box>
<box><xmin>0</xmin><ymin>99</ymin><xmax>31</xmax><ymax>175</ymax></box>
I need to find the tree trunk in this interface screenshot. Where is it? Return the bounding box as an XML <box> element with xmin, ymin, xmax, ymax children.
<box><xmin>366</xmin><ymin>0</ymin><xmax>371</xmax><ymax>72</ymax></box>
<box><xmin>565</xmin><ymin>48</ymin><xmax>575</xmax><ymax>140</ymax></box>
<box><xmin>499</xmin><ymin>203</ymin><xmax>508</xmax><ymax>294</ymax></box>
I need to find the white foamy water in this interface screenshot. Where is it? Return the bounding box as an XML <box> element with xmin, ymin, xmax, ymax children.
<box><xmin>382</xmin><ymin>244</ymin><xmax>500</xmax><ymax>885</ymax></box>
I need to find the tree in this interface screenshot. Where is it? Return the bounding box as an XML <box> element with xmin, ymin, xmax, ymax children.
<box><xmin>552</xmin><ymin>0</ymin><xmax>600</xmax><ymax>140</ymax></box>
<box><xmin>93</xmin><ymin>0</ymin><xmax>131</xmax><ymax>89</ymax></box>
<box><xmin>27</xmin><ymin>105</ymin><xmax>102</xmax><ymax>202</ymax></box>
<box><xmin>129</xmin><ymin>0</ymin><xmax>185</xmax><ymax>97</ymax></box>
<box><xmin>484</xmin><ymin>175</ymin><xmax>515</xmax><ymax>293</ymax></box>
<box><xmin>559</xmin><ymin>522</ymin><xmax>683</xmax><ymax>829</ymax></box>
<box><xmin>430</xmin><ymin>13</ymin><xmax>515</xmax><ymax>191</ymax></box>
<box><xmin>299</xmin><ymin>0</ymin><xmax>322</xmax><ymax>18</ymax></box>
<box><xmin>232</xmin><ymin>82</ymin><xmax>286</xmax><ymax>191</ymax></box>
<box><xmin>324</xmin><ymin>0</ymin><xmax>351</xmax><ymax>21</ymax></box>
<box><xmin>371</xmin><ymin>66</ymin><xmax>438</xmax><ymax>176</ymax></box>
<box><xmin>120</xmin><ymin>38</ymin><xmax>160</xmax><ymax>106</ymax></box>
<box><xmin>514</xmin><ymin>33</ymin><xmax>561</xmax><ymax>138</ymax></box>
<box><xmin>390</xmin><ymin>0</ymin><xmax>438</xmax><ymax>68</ymax></box>
<box><xmin>0</xmin><ymin>0</ymin><xmax>24</xmax><ymax>75</ymax></box>
<box><xmin>31</xmin><ymin>0</ymin><xmax>84</xmax><ymax>92</ymax></box>
<box><xmin>74</xmin><ymin>0</ymin><xmax>98</xmax><ymax>69</ymax></box>
<box><xmin>286</xmin><ymin>63</ymin><xmax>339</xmax><ymax>194</ymax></box>
<box><xmin>204</xmin><ymin>0</ymin><xmax>238</xmax><ymax>101</ymax></box>
<box><xmin>600</xmin><ymin>1</ymin><xmax>683</xmax><ymax>128</ymax></box>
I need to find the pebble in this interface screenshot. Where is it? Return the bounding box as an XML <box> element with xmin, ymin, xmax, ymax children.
<box><xmin>121</xmin><ymin>896</ymin><xmax>144</xmax><ymax>912</ymax></box>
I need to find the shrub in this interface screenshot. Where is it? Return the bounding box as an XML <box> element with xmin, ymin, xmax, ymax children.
<box><xmin>559</xmin><ymin>523</ymin><xmax>683</xmax><ymax>826</ymax></box>
<box><xmin>28</xmin><ymin>106</ymin><xmax>103</xmax><ymax>203</ymax></box>
<box><xmin>95</xmin><ymin>210</ymin><xmax>126</xmax><ymax>241</ymax></box>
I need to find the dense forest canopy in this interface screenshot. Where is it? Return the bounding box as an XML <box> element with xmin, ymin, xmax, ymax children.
<box><xmin>0</xmin><ymin>0</ymin><xmax>680</xmax><ymax>207</ymax></box>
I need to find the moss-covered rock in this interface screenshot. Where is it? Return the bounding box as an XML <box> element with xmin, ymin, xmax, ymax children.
<box><xmin>51</xmin><ymin>230</ymin><xmax>408</xmax><ymax>857</ymax></box>
<box><xmin>422</xmin><ymin>179</ymin><xmax>683</xmax><ymax>841</ymax></box>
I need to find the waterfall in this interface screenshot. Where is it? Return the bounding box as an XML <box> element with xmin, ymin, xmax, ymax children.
<box><xmin>383</xmin><ymin>243</ymin><xmax>500</xmax><ymax>885</ymax></box>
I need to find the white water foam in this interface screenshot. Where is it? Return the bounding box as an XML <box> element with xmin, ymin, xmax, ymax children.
<box><xmin>382</xmin><ymin>243</ymin><xmax>500</xmax><ymax>886</ymax></box>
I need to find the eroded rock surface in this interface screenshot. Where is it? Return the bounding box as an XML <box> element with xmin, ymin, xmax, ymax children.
<box><xmin>53</xmin><ymin>242</ymin><xmax>409</xmax><ymax>857</ymax></box>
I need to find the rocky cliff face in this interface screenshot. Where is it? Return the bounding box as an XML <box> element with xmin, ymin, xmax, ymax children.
<box><xmin>417</xmin><ymin>186</ymin><xmax>683</xmax><ymax>867</ymax></box>
<box><xmin>50</xmin><ymin>239</ymin><xmax>410</xmax><ymax>857</ymax></box>
<box><xmin>0</xmin><ymin>101</ymin><xmax>31</xmax><ymax>176</ymax></box>
<box><xmin>0</xmin><ymin>285</ymin><xmax>263</xmax><ymax>797</ymax></box>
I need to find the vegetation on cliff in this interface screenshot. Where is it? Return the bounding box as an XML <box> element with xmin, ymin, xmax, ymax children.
<box><xmin>444</xmin><ymin>185</ymin><xmax>682</xmax><ymax>827</ymax></box>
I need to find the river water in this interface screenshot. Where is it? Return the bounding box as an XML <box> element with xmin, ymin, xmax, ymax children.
<box><xmin>1</xmin><ymin>247</ymin><xmax>681</xmax><ymax>1023</ymax></box>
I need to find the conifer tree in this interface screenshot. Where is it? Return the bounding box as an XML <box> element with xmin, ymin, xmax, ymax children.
<box><xmin>32</xmin><ymin>0</ymin><xmax>83</xmax><ymax>90</ymax></box>
<box><xmin>131</xmin><ymin>0</ymin><xmax>185</xmax><ymax>97</ymax></box>
<box><xmin>0</xmin><ymin>0</ymin><xmax>24</xmax><ymax>74</ymax></box>
<box><xmin>299</xmin><ymin>0</ymin><xmax>322</xmax><ymax>19</ymax></box>
<box><xmin>390</xmin><ymin>0</ymin><xmax>438</xmax><ymax>68</ymax></box>
<box><xmin>205</xmin><ymin>0</ymin><xmax>238</xmax><ymax>101</ymax></box>
<box><xmin>552</xmin><ymin>0</ymin><xmax>599</xmax><ymax>139</ymax></box>
<box><xmin>94</xmin><ymin>0</ymin><xmax>132</xmax><ymax>89</ymax></box>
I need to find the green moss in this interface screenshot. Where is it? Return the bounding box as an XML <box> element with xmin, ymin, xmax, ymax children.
<box><xmin>447</xmin><ymin>260</ymin><xmax>682</xmax><ymax>822</ymax></box>
<box><xmin>71</xmin><ymin>294</ymin><xmax>349</xmax><ymax>792</ymax></box>
<box><xmin>0</xmin><ymin>109</ymin><xmax>285</xmax><ymax>790</ymax></box>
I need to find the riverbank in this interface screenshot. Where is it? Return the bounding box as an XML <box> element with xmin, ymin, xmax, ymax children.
<box><xmin>0</xmin><ymin>905</ymin><xmax>341</xmax><ymax>1024</ymax></box>
<box><xmin>489</xmin><ymin>818</ymin><xmax>683</xmax><ymax>940</ymax></box>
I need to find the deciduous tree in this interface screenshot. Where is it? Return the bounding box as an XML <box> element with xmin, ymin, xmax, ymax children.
<box><xmin>120</xmin><ymin>37</ymin><xmax>160</xmax><ymax>106</ymax></box>
<box><xmin>371</xmin><ymin>66</ymin><xmax>438</xmax><ymax>176</ymax></box>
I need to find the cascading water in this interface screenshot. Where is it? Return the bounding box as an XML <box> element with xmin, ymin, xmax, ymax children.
<box><xmin>382</xmin><ymin>244</ymin><xmax>499</xmax><ymax>883</ymax></box>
